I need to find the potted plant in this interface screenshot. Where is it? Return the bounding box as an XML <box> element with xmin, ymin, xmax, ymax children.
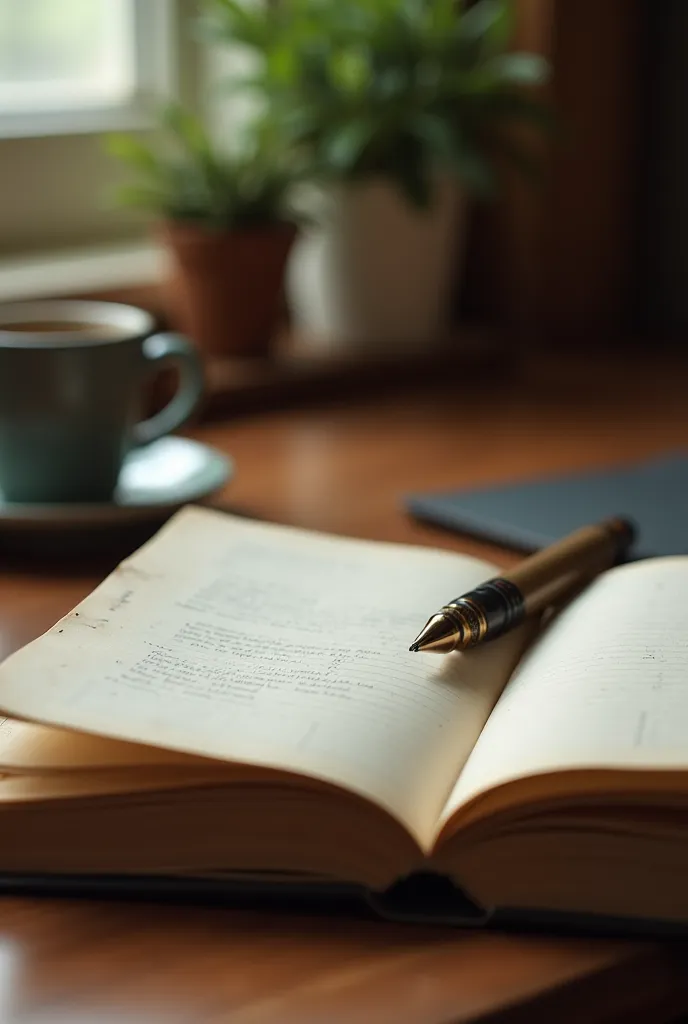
<box><xmin>205</xmin><ymin>0</ymin><xmax>551</xmax><ymax>355</ymax></box>
<box><xmin>107</xmin><ymin>104</ymin><xmax>299</xmax><ymax>359</ymax></box>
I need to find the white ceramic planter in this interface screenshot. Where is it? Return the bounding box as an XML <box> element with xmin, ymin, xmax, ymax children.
<box><xmin>286</xmin><ymin>177</ymin><xmax>464</xmax><ymax>356</ymax></box>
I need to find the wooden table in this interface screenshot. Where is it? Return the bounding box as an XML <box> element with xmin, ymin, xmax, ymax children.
<box><xmin>1</xmin><ymin>353</ymin><xmax>688</xmax><ymax>1023</ymax></box>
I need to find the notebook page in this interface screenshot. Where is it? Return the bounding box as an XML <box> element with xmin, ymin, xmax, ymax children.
<box><xmin>442</xmin><ymin>557</ymin><xmax>688</xmax><ymax>822</ymax></box>
<box><xmin>0</xmin><ymin>717</ymin><xmax>212</xmax><ymax>772</ymax></box>
<box><xmin>0</xmin><ymin>507</ymin><xmax>526</xmax><ymax>848</ymax></box>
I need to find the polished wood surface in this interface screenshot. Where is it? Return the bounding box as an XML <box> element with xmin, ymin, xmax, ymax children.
<box><xmin>1</xmin><ymin>354</ymin><xmax>688</xmax><ymax>1023</ymax></box>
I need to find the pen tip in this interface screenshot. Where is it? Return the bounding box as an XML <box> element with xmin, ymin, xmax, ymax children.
<box><xmin>409</xmin><ymin>614</ymin><xmax>460</xmax><ymax>654</ymax></box>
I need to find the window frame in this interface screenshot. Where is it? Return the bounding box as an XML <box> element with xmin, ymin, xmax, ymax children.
<box><xmin>0</xmin><ymin>0</ymin><xmax>177</xmax><ymax>141</ymax></box>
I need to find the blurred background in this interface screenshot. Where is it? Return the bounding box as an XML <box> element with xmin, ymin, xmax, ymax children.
<box><xmin>0</xmin><ymin>0</ymin><xmax>668</xmax><ymax>366</ymax></box>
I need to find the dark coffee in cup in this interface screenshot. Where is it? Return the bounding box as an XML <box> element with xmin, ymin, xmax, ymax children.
<box><xmin>0</xmin><ymin>321</ymin><xmax>126</xmax><ymax>338</ymax></box>
<box><xmin>0</xmin><ymin>300</ymin><xmax>204</xmax><ymax>503</ymax></box>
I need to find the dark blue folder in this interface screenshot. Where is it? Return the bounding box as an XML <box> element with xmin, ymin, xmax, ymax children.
<box><xmin>405</xmin><ymin>452</ymin><xmax>688</xmax><ymax>558</ymax></box>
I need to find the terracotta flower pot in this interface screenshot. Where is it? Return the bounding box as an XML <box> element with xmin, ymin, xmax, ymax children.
<box><xmin>161</xmin><ymin>220</ymin><xmax>297</xmax><ymax>359</ymax></box>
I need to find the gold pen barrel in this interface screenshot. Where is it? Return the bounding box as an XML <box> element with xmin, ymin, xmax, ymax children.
<box><xmin>507</xmin><ymin>516</ymin><xmax>634</xmax><ymax>616</ymax></box>
<box><xmin>411</xmin><ymin>517</ymin><xmax>635</xmax><ymax>653</ymax></box>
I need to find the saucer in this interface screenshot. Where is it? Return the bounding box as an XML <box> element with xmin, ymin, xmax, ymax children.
<box><xmin>0</xmin><ymin>437</ymin><xmax>233</xmax><ymax>532</ymax></box>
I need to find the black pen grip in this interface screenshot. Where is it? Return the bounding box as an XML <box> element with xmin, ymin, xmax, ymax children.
<box><xmin>446</xmin><ymin>578</ymin><xmax>525</xmax><ymax>646</ymax></box>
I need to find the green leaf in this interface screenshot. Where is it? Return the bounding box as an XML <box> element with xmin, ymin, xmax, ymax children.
<box><xmin>161</xmin><ymin>103</ymin><xmax>212</xmax><ymax>159</ymax></box>
<box><xmin>329</xmin><ymin>49</ymin><xmax>370</xmax><ymax>94</ymax></box>
<box><xmin>373</xmin><ymin>67</ymin><xmax>409</xmax><ymax>102</ymax></box>
<box><xmin>410</xmin><ymin>113</ymin><xmax>457</xmax><ymax>163</ymax></box>
<box><xmin>268</xmin><ymin>44</ymin><xmax>298</xmax><ymax>84</ymax></box>
<box><xmin>105</xmin><ymin>134</ymin><xmax>160</xmax><ymax>176</ymax></box>
<box><xmin>111</xmin><ymin>184</ymin><xmax>168</xmax><ymax>211</ymax></box>
<box><xmin>202</xmin><ymin>0</ymin><xmax>269</xmax><ymax>47</ymax></box>
<box><xmin>322</xmin><ymin>119</ymin><xmax>377</xmax><ymax>172</ymax></box>
<box><xmin>458</xmin><ymin>0</ymin><xmax>513</xmax><ymax>55</ymax></box>
<box><xmin>487</xmin><ymin>52</ymin><xmax>550</xmax><ymax>86</ymax></box>
<box><xmin>280</xmin><ymin>106</ymin><xmax>321</xmax><ymax>144</ymax></box>
<box><xmin>425</xmin><ymin>0</ymin><xmax>457</xmax><ymax>40</ymax></box>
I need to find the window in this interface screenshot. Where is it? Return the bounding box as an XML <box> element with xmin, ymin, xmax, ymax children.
<box><xmin>0</xmin><ymin>0</ymin><xmax>176</xmax><ymax>139</ymax></box>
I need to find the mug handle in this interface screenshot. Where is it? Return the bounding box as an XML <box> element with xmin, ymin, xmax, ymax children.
<box><xmin>133</xmin><ymin>332</ymin><xmax>204</xmax><ymax>447</ymax></box>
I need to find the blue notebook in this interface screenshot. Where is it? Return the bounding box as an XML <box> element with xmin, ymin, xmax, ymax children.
<box><xmin>405</xmin><ymin>452</ymin><xmax>688</xmax><ymax>559</ymax></box>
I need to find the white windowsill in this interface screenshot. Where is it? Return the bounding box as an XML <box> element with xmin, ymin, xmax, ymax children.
<box><xmin>0</xmin><ymin>102</ymin><xmax>161</xmax><ymax>141</ymax></box>
<box><xmin>0</xmin><ymin>240</ymin><xmax>166</xmax><ymax>303</ymax></box>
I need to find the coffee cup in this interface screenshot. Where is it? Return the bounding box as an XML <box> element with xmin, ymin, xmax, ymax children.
<box><xmin>0</xmin><ymin>299</ymin><xmax>204</xmax><ymax>503</ymax></box>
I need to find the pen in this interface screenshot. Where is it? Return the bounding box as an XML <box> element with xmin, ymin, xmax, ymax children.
<box><xmin>409</xmin><ymin>516</ymin><xmax>636</xmax><ymax>654</ymax></box>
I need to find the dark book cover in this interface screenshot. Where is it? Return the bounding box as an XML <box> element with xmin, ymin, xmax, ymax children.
<box><xmin>405</xmin><ymin>453</ymin><xmax>688</xmax><ymax>559</ymax></box>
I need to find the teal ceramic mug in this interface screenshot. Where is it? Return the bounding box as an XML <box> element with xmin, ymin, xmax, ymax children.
<box><xmin>0</xmin><ymin>299</ymin><xmax>204</xmax><ymax>503</ymax></box>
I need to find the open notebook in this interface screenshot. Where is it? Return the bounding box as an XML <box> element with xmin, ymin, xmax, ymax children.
<box><xmin>0</xmin><ymin>506</ymin><xmax>687</xmax><ymax>932</ymax></box>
